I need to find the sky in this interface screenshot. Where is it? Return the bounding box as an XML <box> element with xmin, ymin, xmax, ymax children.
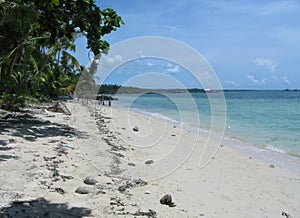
<box><xmin>73</xmin><ymin>0</ymin><xmax>300</xmax><ymax>89</ymax></box>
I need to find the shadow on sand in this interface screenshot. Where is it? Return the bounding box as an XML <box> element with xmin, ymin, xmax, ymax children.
<box><xmin>0</xmin><ymin>154</ymin><xmax>19</xmax><ymax>162</ymax></box>
<box><xmin>0</xmin><ymin>197</ymin><xmax>92</xmax><ymax>217</ymax></box>
<box><xmin>0</xmin><ymin>113</ymin><xmax>88</xmax><ymax>141</ymax></box>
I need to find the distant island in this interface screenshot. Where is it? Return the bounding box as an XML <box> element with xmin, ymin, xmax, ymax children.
<box><xmin>284</xmin><ymin>89</ymin><xmax>300</xmax><ymax>92</ymax></box>
<box><xmin>97</xmin><ymin>84</ymin><xmax>300</xmax><ymax>95</ymax></box>
<box><xmin>97</xmin><ymin>84</ymin><xmax>211</xmax><ymax>94</ymax></box>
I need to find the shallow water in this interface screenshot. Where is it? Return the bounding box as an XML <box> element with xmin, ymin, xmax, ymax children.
<box><xmin>114</xmin><ymin>90</ymin><xmax>300</xmax><ymax>156</ymax></box>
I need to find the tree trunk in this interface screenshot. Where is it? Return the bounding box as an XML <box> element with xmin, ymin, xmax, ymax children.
<box><xmin>23</xmin><ymin>50</ymin><xmax>27</xmax><ymax>91</ymax></box>
<box><xmin>9</xmin><ymin>51</ymin><xmax>18</xmax><ymax>76</ymax></box>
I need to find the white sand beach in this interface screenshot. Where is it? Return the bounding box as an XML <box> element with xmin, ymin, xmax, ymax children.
<box><xmin>0</xmin><ymin>101</ymin><xmax>299</xmax><ymax>217</ymax></box>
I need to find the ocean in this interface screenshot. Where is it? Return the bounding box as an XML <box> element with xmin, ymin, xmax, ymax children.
<box><xmin>113</xmin><ymin>90</ymin><xmax>300</xmax><ymax>158</ymax></box>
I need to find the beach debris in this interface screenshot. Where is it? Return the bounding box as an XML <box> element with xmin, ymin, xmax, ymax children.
<box><xmin>128</xmin><ymin>162</ymin><xmax>136</xmax><ymax>167</ymax></box>
<box><xmin>43</xmin><ymin>156</ymin><xmax>56</xmax><ymax>161</ymax></box>
<box><xmin>117</xmin><ymin>178</ymin><xmax>147</xmax><ymax>193</ymax></box>
<box><xmin>145</xmin><ymin>190</ymin><xmax>151</xmax><ymax>194</ymax></box>
<box><xmin>0</xmin><ymin>191</ymin><xmax>24</xmax><ymax>201</ymax></box>
<box><xmin>112</xmin><ymin>178</ymin><xmax>120</xmax><ymax>182</ymax></box>
<box><xmin>110</xmin><ymin>151</ymin><xmax>125</xmax><ymax>158</ymax></box>
<box><xmin>103</xmin><ymin>137</ymin><xmax>126</xmax><ymax>151</ymax></box>
<box><xmin>48</xmin><ymin>101</ymin><xmax>71</xmax><ymax>115</ymax></box>
<box><xmin>8</xmin><ymin>138</ymin><xmax>16</xmax><ymax>144</ymax></box>
<box><xmin>160</xmin><ymin>194</ymin><xmax>172</xmax><ymax>205</ymax></box>
<box><xmin>168</xmin><ymin>202</ymin><xmax>176</xmax><ymax>207</ymax></box>
<box><xmin>110</xmin><ymin>197</ymin><xmax>125</xmax><ymax>206</ymax></box>
<box><xmin>60</xmin><ymin>143</ymin><xmax>73</xmax><ymax>149</ymax></box>
<box><xmin>131</xmin><ymin>178</ymin><xmax>147</xmax><ymax>187</ymax></box>
<box><xmin>123</xmin><ymin>178</ymin><xmax>147</xmax><ymax>188</ymax></box>
<box><xmin>67</xmin><ymin>134</ymin><xmax>75</xmax><ymax>141</ymax></box>
<box><xmin>84</xmin><ymin>176</ymin><xmax>97</xmax><ymax>185</ymax></box>
<box><xmin>116</xmin><ymin>209</ymin><xmax>157</xmax><ymax>217</ymax></box>
<box><xmin>48</xmin><ymin>139</ymin><xmax>60</xmax><ymax>143</ymax></box>
<box><xmin>132</xmin><ymin>126</ymin><xmax>139</xmax><ymax>132</ymax></box>
<box><xmin>60</xmin><ymin>175</ymin><xmax>74</xmax><ymax>182</ymax></box>
<box><xmin>132</xmin><ymin>209</ymin><xmax>157</xmax><ymax>217</ymax></box>
<box><xmin>109</xmin><ymin>156</ymin><xmax>123</xmax><ymax>175</ymax></box>
<box><xmin>118</xmin><ymin>185</ymin><xmax>127</xmax><ymax>193</ymax></box>
<box><xmin>269</xmin><ymin>164</ymin><xmax>275</xmax><ymax>168</ymax></box>
<box><xmin>95</xmin><ymin>185</ymin><xmax>107</xmax><ymax>194</ymax></box>
<box><xmin>55</xmin><ymin>145</ymin><xmax>69</xmax><ymax>156</ymax></box>
<box><xmin>160</xmin><ymin>194</ymin><xmax>176</xmax><ymax>207</ymax></box>
<box><xmin>145</xmin><ymin>159</ymin><xmax>154</xmax><ymax>165</ymax></box>
<box><xmin>97</xmin><ymin>189</ymin><xmax>107</xmax><ymax>194</ymax></box>
<box><xmin>282</xmin><ymin>211</ymin><xmax>293</xmax><ymax>218</ymax></box>
<box><xmin>75</xmin><ymin>186</ymin><xmax>92</xmax><ymax>194</ymax></box>
<box><xmin>53</xmin><ymin>187</ymin><xmax>65</xmax><ymax>195</ymax></box>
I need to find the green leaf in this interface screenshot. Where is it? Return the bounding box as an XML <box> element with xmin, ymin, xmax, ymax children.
<box><xmin>52</xmin><ymin>0</ymin><xmax>59</xmax><ymax>6</ymax></box>
<box><xmin>40</xmin><ymin>77</ymin><xmax>46</xmax><ymax>83</ymax></box>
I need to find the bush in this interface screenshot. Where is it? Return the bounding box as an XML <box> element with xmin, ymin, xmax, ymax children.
<box><xmin>0</xmin><ymin>93</ymin><xmax>26</xmax><ymax>111</ymax></box>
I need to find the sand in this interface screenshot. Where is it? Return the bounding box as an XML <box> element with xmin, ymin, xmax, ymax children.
<box><xmin>0</xmin><ymin>101</ymin><xmax>299</xmax><ymax>217</ymax></box>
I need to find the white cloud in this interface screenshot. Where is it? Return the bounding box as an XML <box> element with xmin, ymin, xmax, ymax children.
<box><xmin>253</xmin><ymin>58</ymin><xmax>278</xmax><ymax>80</ymax></box>
<box><xmin>166</xmin><ymin>65</ymin><xmax>180</xmax><ymax>74</ymax></box>
<box><xmin>247</xmin><ymin>75</ymin><xmax>267</xmax><ymax>85</ymax></box>
<box><xmin>138</xmin><ymin>51</ymin><xmax>144</xmax><ymax>58</ymax></box>
<box><xmin>254</xmin><ymin>58</ymin><xmax>276</xmax><ymax>73</ymax></box>
<box><xmin>147</xmin><ymin>62</ymin><xmax>154</xmax><ymax>66</ymax></box>
<box><xmin>102</xmin><ymin>55</ymin><xmax>123</xmax><ymax>67</ymax></box>
<box><xmin>282</xmin><ymin>76</ymin><xmax>291</xmax><ymax>85</ymax></box>
<box><xmin>166</xmin><ymin>63</ymin><xmax>173</xmax><ymax>68</ymax></box>
<box><xmin>195</xmin><ymin>70</ymin><xmax>219</xmax><ymax>89</ymax></box>
<box><xmin>225</xmin><ymin>80</ymin><xmax>240</xmax><ymax>87</ymax></box>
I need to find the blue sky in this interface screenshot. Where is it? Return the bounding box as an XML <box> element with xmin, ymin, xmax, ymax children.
<box><xmin>73</xmin><ymin>0</ymin><xmax>300</xmax><ymax>89</ymax></box>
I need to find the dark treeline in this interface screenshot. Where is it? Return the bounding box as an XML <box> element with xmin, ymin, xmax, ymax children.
<box><xmin>97</xmin><ymin>84</ymin><xmax>209</xmax><ymax>94</ymax></box>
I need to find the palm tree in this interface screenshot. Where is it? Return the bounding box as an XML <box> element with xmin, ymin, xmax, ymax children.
<box><xmin>0</xmin><ymin>0</ymin><xmax>123</xmax><ymax>110</ymax></box>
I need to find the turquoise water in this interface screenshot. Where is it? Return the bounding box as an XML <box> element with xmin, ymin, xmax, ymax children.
<box><xmin>114</xmin><ymin>91</ymin><xmax>300</xmax><ymax>156</ymax></box>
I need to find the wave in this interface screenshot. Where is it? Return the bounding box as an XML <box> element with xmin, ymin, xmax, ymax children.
<box><xmin>265</xmin><ymin>145</ymin><xmax>286</xmax><ymax>154</ymax></box>
<box><xmin>129</xmin><ymin>107</ymin><xmax>181</xmax><ymax>125</ymax></box>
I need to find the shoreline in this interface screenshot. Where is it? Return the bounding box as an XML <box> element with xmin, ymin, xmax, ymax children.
<box><xmin>0</xmin><ymin>101</ymin><xmax>299</xmax><ymax>217</ymax></box>
<box><xmin>113</xmin><ymin>102</ymin><xmax>300</xmax><ymax>174</ymax></box>
<box><xmin>113</xmin><ymin>91</ymin><xmax>300</xmax><ymax>160</ymax></box>
<box><xmin>99</xmin><ymin>102</ymin><xmax>300</xmax><ymax>217</ymax></box>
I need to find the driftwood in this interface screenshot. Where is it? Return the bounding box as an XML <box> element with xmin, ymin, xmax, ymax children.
<box><xmin>282</xmin><ymin>211</ymin><xmax>293</xmax><ymax>218</ymax></box>
<box><xmin>48</xmin><ymin>101</ymin><xmax>71</xmax><ymax>115</ymax></box>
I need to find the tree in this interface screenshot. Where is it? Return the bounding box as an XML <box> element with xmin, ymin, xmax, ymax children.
<box><xmin>0</xmin><ymin>0</ymin><xmax>124</xmax><ymax>110</ymax></box>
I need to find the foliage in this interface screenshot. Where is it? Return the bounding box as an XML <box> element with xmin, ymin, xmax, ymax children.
<box><xmin>0</xmin><ymin>0</ymin><xmax>123</xmax><ymax>110</ymax></box>
<box><xmin>0</xmin><ymin>93</ymin><xmax>26</xmax><ymax>111</ymax></box>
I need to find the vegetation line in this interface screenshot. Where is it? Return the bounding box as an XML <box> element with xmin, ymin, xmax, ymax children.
<box><xmin>0</xmin><ymin>0</ymin><xmax>124</xmax><ymax>111</ymax></box>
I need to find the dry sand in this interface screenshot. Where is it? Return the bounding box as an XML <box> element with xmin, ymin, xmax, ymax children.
<box><xmin>0</xmin><ymin>101</ymin><xmax>299</xmax><ymax>217</ymax></box>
